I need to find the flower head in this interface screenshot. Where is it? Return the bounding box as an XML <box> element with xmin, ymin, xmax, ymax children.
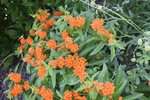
<box><xmin>9</xmin><ymin>72</ymin><xmax>21</xmax><ymax>83</ymax></box>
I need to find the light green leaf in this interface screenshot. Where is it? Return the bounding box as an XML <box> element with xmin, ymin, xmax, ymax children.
<box><xmin>90</xmin><ymin>41</ymin><xmax>105</xmax><ymax>56</ymax></box>
<box><xmin>26</xmin><ymin>64</ymin><xmax>30</xmax><ymax>74</ymax></box>
<box><xmin>111</xmin><ymin>45</ymin><xmax>115</xmax><ymax>61</ymax></box>
<box><xmin>91</xmin><ymin>71</ymin><xmax>99</xmax><ymax>81</ymax></box>
<box><xmin>56</xmin><ymin>90</ymin><xmax>63</xmax><ymax>98</ymax></box>
<box><xmin>98</xmin><ymin>63</ymin><xmax>108</xmax><ymax>82</ymax></box>
<box><xmin>123</xmin><ymin>93</ymin><xmax>143</xmax><ymax>100</ymax></box>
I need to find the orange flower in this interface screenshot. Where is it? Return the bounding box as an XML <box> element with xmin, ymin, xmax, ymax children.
<box><xmin>35</xmin><ymin>46</ymin><xmax>43</xmax><ymax>56</ymax></box>
<box><xmin>148</xmin><ymin>80</ymin><xmax>150</xmax><ymax>86</ymax></box>
<box><xmin>64</xmin><ymin>90</ymin><xmax>72</xmax><ymax>100</ymax></box>
<box><xmin>28</xmin><ymin>47</ymin><xmax>35</xmax><ymax>56</ymax></box>
<box><xmin>9</xmin><ymin>84</ymin><xmax>23</xmax><ymax>97</ymax></box>
<box><xmin>57</xmin><ymin>44</ymin><xmax>65</xmax><ymax>52</ymax></box>
<box><xmin>46</xmin><ymin>19</ymin><xmax>56</xmax><ymax>27</ymax></box>
<box><xmin>26</xmin><ymin>37</ymin><xmax>33</xmax><ymax>46</ymax></box>
<box><xmin>108</xmin><ymin>38</ymin><xmax>113</xmax><ymax>43</ymax></box>
<box><xmin>109</xmin><ymin>95</ymin><xmax>112</xmax><ymax>99</ymax></box>
<box><xmin>64</xmin><ymin>15</ymin><xmax>73</xmax><ymax>21</ymax></box>
<box><xmin>92</xmin><ymin>80</ymin><xmax>104</xmax><ymax>91</ymax></box>
<box><xmin>23</xmin><ymin>55</ymin><xmax>33</xmax><ymax>64</ymax></box>
<box><xmin>46</xmin><ymin>40</ymin><xmax>57</xmax><ymax>50</ymax></box>
<box><xmin>22</xmin><ymin>81</ymin><xmax>30</xmax><ymax>90</ymax></box>
<box><xmin>76</xmin><ymin>16</ymin><xmax>85</xmax><ymax>27</ymax></box>
<box><xmin>38</xmin><ymin>65</ymin><xmax>46</xmax><ymax>79</ymax></box>
<box><xmin>29</xmin><ymin>29</ymin><xmax>35</xmax><ymax>36</ymax></box>
<box><xmin>73</xmin><ymin>91</ymin><xmax>80</xmax><ymax>99</ymax></box>
<box><xmin>38</xmin><ymin>85</ymin><xmax>54</xmax><ymax>100</ymax></box>
<box><xmin>70</xmin><ymin>43</ymin><xmax>79</xmax><ymax>52</ymax></box>
<box><xmin>18</xmin><ymin>45</ymin><xmax>25</xmax><ymax>53</ymax></box>
<box><xmin>65</xmin><ymin>55</ymin><xmax>74</xmax><ymax>68</ymax></box>
<box><xmin>69</xmin><ymin>17</ymin><xmax>77</xmax><ymax>27</ymax></box>
<box><xmin>91</xmin><ymin>18</ymin><xmax>104</xmax><ymax>31</ymax></box>
<box><xmin>20</xmin><ymin>37</ymin><xmax>26</xmax><ymax>45</ymax></box>
<box><xmin>54</xmin><ymin>11</ymin><xmax>64</xmax><ymax>16</ymax></box>
<box><xmin>48</xmin><ymin>60</ymin><xmax>57</xmax><ymax>68</ymax></box>
<box><xmin>57</xmin><ymin>56</ymin><xmax>65</xmax><ymax>68</ymax></box>
<box><xmin>42</xmin><ymin>23</ymin><xmax>50</xmax><ymax>30</ymax></box>
<box><xmin>35</xmin><ymin>30</ymin><xmax>47</xmax><ymax>39</ymax></box>
<box><xmin>40</xmin><ymin>11</ymin><xmax>51</xmax><ymax>22</ymax></box>
<box><xmin>9</xmin><ymin>72</ymin><xmax>21</xmax><ymax>83</ymax></box>
<box><xmin>102</xmin><ymin>82</ymin><xmax>115</xmax><ymax>96</ymax></box>
<box><xmin>62</xmin><ymin>31</ymin><xmax>69</xmax><ymax>40</ymax></box>
<box><xmin>118</xmin><ymin>96</ymin><xmax>122</xmax><ymax>100</ymax></box>
<box><xmin>38</xmin><ymin>9</ymin><xmax>43</xmax><ymax>13</ymax></box>
<box><xmin>78</xmin><ymin>96</ymin><xmax>87</xmax><ymax>100</ymax></box>
<box><xmin>83</xmin><ymin>88</ymin><xmax>90</xmax><ymax>93</ymax></box>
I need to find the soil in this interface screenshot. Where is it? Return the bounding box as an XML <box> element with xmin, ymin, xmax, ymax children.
<box><xmin>0</xmin><ymin>56</ymin><xmax>30</xmax><ymax>100</ymax></box>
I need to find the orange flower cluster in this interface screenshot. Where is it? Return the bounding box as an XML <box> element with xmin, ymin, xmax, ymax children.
<box><xmin>42</xmin><ymin>19</ymin><xmax>56</xmax><ymax>30</ymax></box>
<box><xmin>20</xmin><ymin>37</ymin><xmax>33</xmax><ymax>46</ymax></box>
<box><xmin>48</xmin><ymin>53</ymin><xmax>88</xmax><ymax>83</ymax></box>
<box><xmin>46</xmin><ymin>40</ymin><xmax>57</xmax><ymax>50</ymax></box>
<box><xmin>28</xmin><ymin>47</ymin><xmax>35</xmax><ymax>56</ymax></box>
<box><xmin>23</xmin><ymin>55</ymin><xmax>33</xmax><ymax>64</ymax></box>
<box><xmin>91</xmin><ymin>18</ymin><xmax>104</xmax><ymax>31</ymax></box>
<box><xmin>62</xmin><ymin>31</ymin><xmax>69</xmax><ymax>40</ymax></box>
<box><xmin>22</xmin><ymin>81</ymin><xmax>30</xmax><ymax>90</ymax></box>
<box><xmin>34</xmin><ymin>9</ymin><xmax>51</xmax><ymax>22</ymax></box>
<box><xmin>64</xmin><ymin>15</ymin><xmax>73</xmax><ymax>21</ymax></box>
<box><xmin>83</xmin><ymin>88</ymin><xmax>90</xmax><ymax>93</ymax></box>
<box><xmin>148</xmin><ymin>80</ymin><xmax>150</xmax><ymax>86</ymax></box>
<box><xmin>18</xmin><ymin>45</ymin><xmax>25</xmax><ymax>53</ymax></box>
<box><xmin>9</xmin><ymin>72</ymin><xmax>21</xmax><ymax>83</ymax></box>
<box><xmin>33</xmin><ymin>54</ymin><xmax>47</xmax><ymax>67</ymax></box>
<box><xmin>20</xmin><ymin>37</ymin><xmax>26</xmax><ymax>45</ymax></box>
<box><xmin>64</xmin><ymin>37</ymin><xmax>79</xmax><ymax>53</ymax></box>
<box><xmin>69</xmin><ymin>16</ymin><xmax>85</xmax><ymax>28</ymax></box>
<box><xmin>30</xmin><ymin>29</ymin><xmax>35</xmax><ymax>36</ymax></box>
<box><xmin>91</xmin><ymin>18</ymin><xmax>114</xmax><ymax>42</ymax></box>
<box><xmin>54</xmin><ymin>11</ymin><xmax>64</xmax><ymax>16</ymax></box>
<box><xmin>118</xmin><ymin>96</ymin><xmax>122</xmax><ymax>100</ymax></box>
<box><xmin>26</xmin><ymin>37</ymin><xmax>33</xmax><ymax>46</ymax></box>
<box><xmin>102</xmin><ymin>82</ymin><xmax>115</xmax><ymax>96</ymax></box>
<box><xmin>62</xmin><ymin>90</ymin><xmax>87</xmax><ymax>100</ymax></box>
<box><xmin>9</xmin><ymin>84</ymin><xmax>23</xmax><ymax>97</ymax></box>
<box><xmin>35</xmin><ymin>30</ymin><xmax>47</xmax><ymax>39</ymax></box>
<box><xmin>38</xmin><ymin>65</ymin><xmax>47</xmax><ymax>79</ymax></box>
<box><xmin>57</xmin><ymin>44</ymin><xmax>66</xmax><ymax>52</ymax></box>
<box><xmin>35</xmin><ymin>85</ymin><xmax>54</xmax><ymax>100</ymax></box>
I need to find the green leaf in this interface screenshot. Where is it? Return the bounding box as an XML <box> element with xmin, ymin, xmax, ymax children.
<box><xmin>37</xmin><ymin>77</ymin><xmax>42</xmax><ymax>88</ymax></box>
<box><xmin>22</xmin><ymin>92</ymin><xmax>28</xmax><ymax>100</ymax></box>
<box><xmin>1</xmin><ymin>0</ymin><xmax>8</xmax><ymax>4</ymax></box>
<box><xmin>110</xmin><ymin>45</ymin><xmax>115</xmax><ymax>61</ymax></box>
<box><xmin>136</xmin><ymin>77</ymin><xmax>140</xmax><ymax>85</ymax></box>
<box><xmin>42</xmin><ymin>60</ymin><xmax>48</xmax><ymax>67</ymax></box>
<box><xmin>3</xmin><ymin>56</ymin><xmax>13</xmax><ymax>69</ymax></box>
<box><xmin>52</xmin><ymin>69</ymin><xmax>56</xmax><ymax>88</ymax></box>
<box><xmin>19</xmin><ymin>62</ymin><xmax>24</xmax><ymax>74</ymax></box>
<box><xmin>98</xmin><ymin>63</ymin><xmax>108</xmax><ymax>82</ymax></box>
<box><xmin>87</xmin><ymin>60</ymin><xmax>108</xmax><ymax>66</ymax></box>
<box><xmin>76</xmin><ymin>84</ymin><xmax>87</xmax><ymax>91</ymax></box>
<box><xmin>3</xmin><ymin>76</ymin><xmax>10</xmax><ymax>85</ymax></box>
<box><xmin>29</xmin><ymin>73</ymin><xmax>36</xmax><ymax>84</ymax></box>
<box><xmin>77</xmin><ymin>28</ymin><xmax>84</xmax><ymax>41</ymax></box>
<box><xmin>136</xmin><ymin>85</ymin><xmax>150</xmax><ymax>91</ymax></box>
<box><xmin>116</xmin><ymin>43</ymin><xmax>125</xmax><ymax>50</ymax></box>
<box><xmin>79</xmin><ymin>45</ymin><xmax>97</xmax><ymax>57</ymax></box>
<box><xmin>56</xmin><ymin>90</ymin><xmax>63</xmax><ymax>98</ymax></box>
<box><xmin>26</xmin><ymin>64</ymin><xmax>30</xmax><ymax>74</ymax></box>
<box><xmin>51</xmin><ymin>49</ymin><xmax>59</xmax><ymax>59</ymax></box>
<box><xmin>136</xmin><ymin>52</ymin><xmax>142</xmax><ymax>56</ymax></box>
<box><xmin>114</xmin><ymin>65</ymin><xmax>123</xmax><ymax>86</ymax></box>
<box><xmin>113</xmin><ymin>79</ymin><xmax>127</xmax><ymax>99</ymax></box>
<box><xmin>22</xmin><ymin>2</ymin><xmax>33</xmax><ymax>6</ymax></box>
<box><xmin>90</xmin><ymin>41</ymin><xmax>105</xmax><ymax>56</ymax></box>
<box><xmin>91</xmin><ymin>71</ymin><xmax>99</xmax><ymax>81</ymax></box>
<box><xmin>123</xmin><ymin>93</ymin><xmax>144</xmax><ymax>100</ymax></box>
<box><xmin>14</xmin><ymin>63</ymin><xmax>20</xmax><ymax>73</ymax></box>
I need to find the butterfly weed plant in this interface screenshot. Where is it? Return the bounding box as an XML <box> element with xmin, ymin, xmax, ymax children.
<box><xmin>3</xmin><ymin>0</ymin><xmax>150</xmax><ymax>99</ymax></box>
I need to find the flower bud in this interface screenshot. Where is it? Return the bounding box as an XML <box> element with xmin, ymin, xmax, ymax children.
<box><xmin>145</xmin><ymin>45</ymin><xmax>150</xmax><ymax>51</ymax></box>
<box><xmin>138</xmin><ymin>38</ymin><xmax>142</xmax><ymax>45</ymax></box>
<box><xmin>131</xmin><ymin>58</ymin><xmax>136</xmax><ymax>62</ymax></box>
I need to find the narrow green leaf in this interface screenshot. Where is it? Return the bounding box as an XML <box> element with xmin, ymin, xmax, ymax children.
<box><xmin>87</xmin><ymin>60</ymin><xmax>108</xmax><ymax>66</ymax></box>
<box><xmin>111</xmin><ymin>45</ymin><xmax>115</xmax><ymax>61</ymax></box>
<box><xmin>3</xmin><ymin>76</ymin><xmax>10</xmax><ymax>85</ymax></box>
<box><xmin>90</xmin><ymin>41</ymin><xmax>105</xmax><ymax>55</ymax></box>
<box><xmin>114</xmin><ymin>65</ymin><xmax>123</xmax><ymax>86</ymax></box>
<box><xmin>37</xmin><ymin>77</ymin><xmax>42</xmax><ymax>88</ymax></box>
<box><xmin>22</xmin><ymin>92</ymin><xmax>28</xmax><ymax>100</ymax></box>
<box><xmin>116</xmin><ymin>43</ymin><xmax>125</xmax><ymax>50</ymax></box>
<box><xmin>51</xmin><ymin>49</ymin><xmax>59</xmax><ymax>59</ymax></box>
<box><xmin>91</xmin><ymin>71</ymin><xmax>99</xmax><ymax>81</ymax></box>
<box><xmin>26</xmin><ymin>64</ymin><xmax>30</xmax><ymax>74</ymax></box>
<box><xmin>76</xmin><ymin>84</ymin><xmax>87</xmax><ymax>91</ymax></box>
<box><xmin>42</xmin><ymin>60</ymin><xmax>48</xmax><ymax>67</ymax></box>
<box><xmin>123</xmin><ymin>93</ymin><xmax>143</xmax><ymax>100</ymax></box>
<box><xmin>98</xmin><ymin>63</ymin><xmax>108</xmax><ymax>82</ymax></box>
<box><xmin>79</xmin><ymin>45</ymin><xmax>97</xmax><ymax>57</ymax></box>
<box><xmin>77</xmin><ymin>28</ymin><xmax>84</xmax><ymax>41</ymax></box>
<box><xmin>29</xmin><ymin>73</ymin><xmax>36</xmax><ymax>84</ymax></box>
<box><xmin>14</xmin><ymin>63</ymin><xmax>20</xmax><ymax>73</ymax></box>
<box><xmin>19</xmin><ymin>62</ymin><xmax>24</xmax><ymax>74</ymax></box>
<box><xmin>56</xmin><ymin>90</ymin><xmax>63</xmax><ymax>98</ymax></box>
<box><xmin>52</xmin><ymin>69</ymin><xmax>56</xmax><ymax>88</ymax></box>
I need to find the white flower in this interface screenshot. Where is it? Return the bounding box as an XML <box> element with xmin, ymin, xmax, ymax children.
<box><xmin>144</xmin><ymin>42</ymin><xmax>149</xmax><ymax>46</ymax></box>
<box><xmin>138</xmin><ymin>38</ymin><xmax>142</xmax><ymax>45</ymax></box>
<box><xmin>131</xmin><ymin>58</ymin><xmax>136</xmax><ymax>62</ymax></box>
<box><xmin>98</xmin><ymin>5</ymin><xmax>103</xmax><ymax>9</ymax></box>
